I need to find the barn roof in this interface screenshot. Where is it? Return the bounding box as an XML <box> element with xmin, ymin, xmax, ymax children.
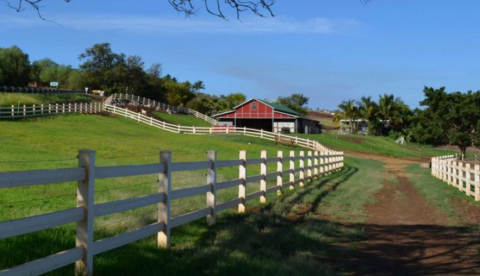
<box><xmin>256</xmin><ymin>99</ymin><xmax>301</xmax><ymax>116</ymax></box>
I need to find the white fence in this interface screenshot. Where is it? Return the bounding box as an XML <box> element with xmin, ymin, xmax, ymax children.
<box><xmin>0</xmin><ymin>103</ymin><xmax>104</xmax><ymax>119</ymax></box>
<box><xmin>431</xmin><ymin>155</ymin><xmax>480</xmax><ymax>201</ymax></box>
<box><xmin>105</xmin><ymin>104</ymin><xmax>335</xmax><ymax>153</ymax></box>
<box><xmin>112</xmin><ymin>93</ymin><xmax>218</xmax><ymax>125</ymax></box>
<box><xmin>0</xmin><ymin>148</ymin><xmax>344</xmax><ymax>276</ymax></box>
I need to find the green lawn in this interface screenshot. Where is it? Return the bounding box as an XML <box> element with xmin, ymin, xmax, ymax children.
<box><xmin>152</xmin><ymin>111</ymin><xmax>213</xmax><ymax>127</ymax></box>
<box><xmin>299</xmin><ymin>133</ymin><xmax>454</xmax><ymax>160</ymax></box>
<box><xmin>0</xmin><ymin>93</ymin><xmax>92</xmax><ymax>106</ymax></box>
<box><xmin>0</xmin><ymin>114</ymin><xmax>388</xmax><ymax>275</ymax></box>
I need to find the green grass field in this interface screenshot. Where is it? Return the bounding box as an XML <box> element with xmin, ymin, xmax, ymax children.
<box><xmin>152</xmin><ymin>111</ymin><xmax>213</xmax><ymax>127</ymax></box>
<box><xmin>0</xmin><ymin>93</ymin><xmax>92</xmax><ymax>106</ymax></box>
<box><xmin>300</xmin><ymin>133</ymin><xmax>453</xmax><ymax>160</ymax></box>
<box><xmin>0</xmin><ymin>113</ymin><xmax>390</xmax><ymax>275</ymax></box>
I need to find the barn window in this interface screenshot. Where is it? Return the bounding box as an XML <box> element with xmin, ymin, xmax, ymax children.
<box><xmin>252</xmin><ymin>102</ymin><xmax>257</xmax><ymax>110</ymax></box>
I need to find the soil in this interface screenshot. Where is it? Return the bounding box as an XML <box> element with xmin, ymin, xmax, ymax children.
<box><xmin>339</xmin><ymin>136</ymin><xmax>365</xmax><ymax>144</ymax></box>
<box><xmin>348</xmin><ymin>152</ymin><xmax>480</xmax><ymax>275</ymax></box>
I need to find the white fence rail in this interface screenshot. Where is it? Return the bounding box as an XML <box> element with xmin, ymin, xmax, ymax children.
<box><xmin>0</xmin><ymin>148</ymin><xmax>344</xmax><ymax>276</ymax></box>
<box><xmin>431</xmin><ymin>155</ymin><xmax>480</xmax><ymax>201</ymax></box>
<box><xmin>112</xmin><ymin>93</ymin><xmax>218</xmax><ymax>125</ymax></box>
<box><xmin>0</xmin><ymin>103</ymin><xmax>104</xmax><ymax>119</ymax></box>
<box><xmin>105</xmin><ymin>104</ymin><xmax>336</xmax><ymax>154</ymax></box>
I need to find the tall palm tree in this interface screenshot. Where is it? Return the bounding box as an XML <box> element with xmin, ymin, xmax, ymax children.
<box><xmin>334</xmin><ymin>99</ymin><xmax>360</xmax><ymax>133</ymax></box>
<box><xmin>377</xmin><ymin>94</ymin><xmax>403</xmax><ymax>128</ymax></box>
<box><xmin>358</xmin><ymin>96</ymin><xmax>378</xmax><ymax>122</ymax></box>
<box><xmin>192</xmin><ymin>80</ymin><xmax>205</xmax><ymax>92</ymax></box>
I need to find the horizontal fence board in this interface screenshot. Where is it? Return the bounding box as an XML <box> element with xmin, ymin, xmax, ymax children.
<box><xmin>294</xmin><ymin>168</ymin><xmax>303</xmax><ymax>173</ymax></box>
<box><xmin>0</xmin><ymin>208</ymin><xmax>84</xmax><ymax>239</ymax></box>
<box><xmin>92</xmin><ymin>222</ymin><xmax>164</xmax><ymax>255</ymax></box>
<box><xmin>170</xmin><ymin>184</ymin><xmax>211</xmax><ymax>200</ymax></box>
<box><xmin>245</xmin><ymin>191</ymin><xmax>264</xmax><ymax>202</ymax></box>
<box><xmin>266</xmin><ymin>172</ymin><xmax>281</xmax><ymax>180</ymax></box>
<box><xmin>216</xmin><ymin>198</ymin><xmax>243</xmax><ymax>212</ymax></box>
<box><xmin>96</xmin><ymin>164</ymin><xmax>164</xmax><ymax>179</ymax></box>
<box><xmin>266</xmin><ymin>185</ymin><xmax>281</xmax><ymax>195</ymax></box>
<box><xmin>170</xmin><ymin>208</ymin><xmax>211</xmax><ymax>228</ymax></box>
<box><xmin>95</xmin><ymin>193</ymin><xmax>164</xmax><ymax>217</ymax></box>
<box><xmin>0</xmin><ymin>247</ymin><xmax>84</xmax><ymax>276</ymax></box>
<box><xmin>171</xmin><ymin>161</ymin><xmax>211</xmax><ymax>172</ymax></box>
<box><xmin>245</xmin><ymin>158</ymin><xmax>263</xmax><ymax>166</ymax></box>
<box><xmin>217</xmin><ymin>179</ymin><xmax>243</xmax><ymax>190</ymax></box>
<box><xmin>0</xmin><ymin>167</ymin><xmax>85</xmax><ymax>188</ymax></box>
<box><xmin>246</xmin><ymin>175</ymin><xmax>263</xmax><ymax>183</ymax></box>
<box><xmin>266</xmin><ymin>157</ymin><xmax>281</xmax><ymax>164</ymax></box>
<box><xmin>217</xmin><ymin>159</ymin><xmax>243</xmax><ymax>168</ymax></box>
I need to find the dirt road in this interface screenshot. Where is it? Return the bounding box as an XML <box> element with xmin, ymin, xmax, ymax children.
<box><xmin>348</xmin><ymin>152</ymin><xmax>480</xmax><ymax>276</ymax></box>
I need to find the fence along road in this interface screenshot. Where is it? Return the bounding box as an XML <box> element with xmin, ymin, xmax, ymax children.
<box><xmin>0</xmin><ymin>148</ymin><xmax>344</xmax><ymax>276</ymax></box>
<box><xmin>105</xmin><ymin>104</ymin><xmax>335</xmax><ymax>153</ymax></box>
<box><xmin>431</xmin><ymin>155</ymin><xmax>480</xmax><ymax>200</ymax></box>
<box><xmin>112</xmin><ymin>93</ymin><xmax>219</xmax><ymax>125</ymax></box>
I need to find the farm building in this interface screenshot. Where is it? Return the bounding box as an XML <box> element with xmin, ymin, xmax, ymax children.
<box><xmin>212</xmin><ymin>98</ymin><xmax>322</xmax><ymax>134</ymax></box>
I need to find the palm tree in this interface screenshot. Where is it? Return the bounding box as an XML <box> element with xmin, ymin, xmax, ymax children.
<box><xmin>334</xmin><ymin>99</ymin><xmax>360</xmax><ymax>133</ymax></box>
<box><xmin>377</xmin><ymin>93</ymin><xmax>403</xmax><ymax>128</ymax></box>
<box><xmin>192</xmin><ymin>80</ymin><xmax>205</xmax><ymax>92</ymax></box>
<box><xmin>358</xmin><ymin>96</ymin><xmax>378</xmax><ymax>122</ymax></box>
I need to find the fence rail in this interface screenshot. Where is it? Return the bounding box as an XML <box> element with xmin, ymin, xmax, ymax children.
<box><xmin>105</xmin><ymin>104</ymin><xmax>335</xmax><ymax>153</ymax></box>
<box><xmin>431</xmin><ymin>155</ymin><xmax>480</xmax><ymax>201</ymax></box>
<box><xmin>0</xmin><ymin>148</ymin><xmax>344</xmax><ymax>276</ymax></box>
<box><xmin>0</xmin><ymin>102</ymin><xmax>104</xmax><ymax>119</ymax></box>
<box><xmin>112</xmin><ymin>93</ymin><xmax>219</xmax><ymax>125</ymax></box>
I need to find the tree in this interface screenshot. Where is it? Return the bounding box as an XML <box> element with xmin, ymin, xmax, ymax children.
<box><xmin>377</xmin><ymin>93</ymin><xmax>405</xmax><ymax>131</ymax></box>
<box><xmin>192</xmin><ymin>80</ymin><xmax>205</xmax><ymax>92</ymax></box>
<box><xmin>6</xmin><ymin>0</ymin><xmax>274</xmax><ymax>21</ymax></box>
<box><xmin>0</xmin><ymin>46</ymin><xmax>31</xmax><ymax>86</ymax></box>
<box><xmin>334</xmin><ymin>99</ymin><xmax>360</xmax><ymax>133</ymax></box>
<box><xmin>277</xmin><ymin>93</ymin><xmax>309</xmax><ymax>116</ymax></box>
<box><xmin>412</xmin><ymin>87</ymin><xmax>480</xmax><ymax>157</ymax></box>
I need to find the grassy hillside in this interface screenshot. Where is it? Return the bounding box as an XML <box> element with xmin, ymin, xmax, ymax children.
<box><xmin>152</xmin><ymin>111</ymin><xmax>212</xmax><ymax>127</ymax></box>
<box><xmin>0</xmin><ymin>93</ymin><xmax>92</xmax><ymax>106</ymax></box>
<box><xmin>300</xmin><ymin>133</ymin><xmax>453</xmax><ymax>160</ymax></box>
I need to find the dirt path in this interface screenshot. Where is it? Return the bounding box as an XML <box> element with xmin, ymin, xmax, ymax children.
<box><xmin>346</xmin><ymin>152</ymin><xmax>480</xmax><ymax>276</ymax></box>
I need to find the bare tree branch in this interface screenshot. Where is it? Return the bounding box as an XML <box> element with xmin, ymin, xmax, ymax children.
<box><xmin>3</xmin><ymin>0</ymin><xmax>70</xmax><ymax>25</ymax></box>
<box><xmin>168</xmin><ymin>0</ymin><xmax>275</xmax><ymax>20</ymax></box>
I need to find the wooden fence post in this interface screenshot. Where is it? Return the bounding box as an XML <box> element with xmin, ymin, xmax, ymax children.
<box><xmin>475</xmin><ymin>164</ymin><xmax>480</xmax><ymax>201</ymax></box>
<box><xmin>49</xmin><ymin>104</ymin><xmax>51</xmax><ymax>114</ymax></box>
<box><xmin>207</xmin><ymin>150</ymin><xmax>217</xmax><ymax>225</ymax></box>
<box><xmin>75</xmin><ymin>149</ymin><xmax>96</xmax><ymax>276</ymax></box>
<box><xmin>299</xmin><ymin>151</ymin><xmax>305</xmax><ymax>187</ymax></box>
<box><xmin>456</xmin><ymin>161</ymin><xmax>462</xmax><ymax>191</ymax></box>
<box><xmin>238</xmin><ymin>150</ymin><xmax>247</xmax><ymax>213</ymax></box>
<box><xmin>289</xmin><ymin>151</ymin><xmax>295</xmax><ymax>190</ymax></box>
<box><xmin>55</xmin><ymin>103</ymin><xmax>59</xmax><ymax>113</ymax></box>
<box><xmin>327</xmin><ymin>152</ymin><xmax>332</xmax><ymax>174</ymax></box>
<box><xmin>320</xmin><ymin>151</ymin><xmax>325</xmax><ymax>176</ymax></box>
<box><xmin>307</xmin><ymin>151</ymin><xmax>312</xmax><ymax>182</ymax></box>
<box><xmin>313</xmin><ymin>151</ymin><xmax>319</xmax><ymax>179</ymax></box>
<box><xmin>260</xmin><ymin>150</ymin><xmax>267</xmax><ymax>203</ymax></box>
<box><xmin>33</xmin><ymin>104</ymin><xmax>36</xmax><ymax>115</ymax></box>
<box><xmin>466</xmin><ymin>163</ymin><xmax>472</xmax><ymax>197</ymax></box>
<box><xmin>158</xmin><ymin>150</ymin><xmax>172</xmax><ymax>248</ymax></box>
<box><xmin>277</xmin><ymin>151</ymin><xmax>283</xmax><ymax>196</ymax></box>
<box><xmin>11</xmin><ymin>105</ymin><xmax>14</xmax><ymax>118</ymax></box>
<box><xmin>23</xmin><ymin>105</ymin><xmax>26</xmax><ymax>117</ymax></box>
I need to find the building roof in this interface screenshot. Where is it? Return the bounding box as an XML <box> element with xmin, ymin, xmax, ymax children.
<box><xmin>256</xmin><ymin>99</ymin><xmax>302</xmax><ymax>117</ymax></box>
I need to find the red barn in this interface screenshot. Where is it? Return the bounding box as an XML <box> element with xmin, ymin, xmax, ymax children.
<box><xmin>212</xmin><ymin>99</ymin><xmax>321</xmax><ymax>134</ymax></box>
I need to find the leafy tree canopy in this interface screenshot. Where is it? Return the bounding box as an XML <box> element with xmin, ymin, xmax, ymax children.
<box><xmin>277</xmin><ymin>93</ymin><xmax>309</xmax><ymax>116</ymax></box>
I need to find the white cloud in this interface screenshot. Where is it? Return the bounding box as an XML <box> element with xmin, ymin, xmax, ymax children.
<box><xmin>0</xmin><ymin>15</ymin><xmax>360</xmax><ymax>35</ymax></box>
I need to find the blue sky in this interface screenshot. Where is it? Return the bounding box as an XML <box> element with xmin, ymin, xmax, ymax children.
<box><xmin>1</xmin><ymin>0</ymin><xmax>479</xmax><ymax>110</ymax></box>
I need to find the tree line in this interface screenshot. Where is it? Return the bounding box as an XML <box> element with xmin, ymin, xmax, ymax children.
<box><xmin>334</xmin><ymin>87</ymin><xmax>480</xmax><ymax>157</ymax></box>
<box><xmin>0</xmin><ymin>43</ymin><xmax>248</xmax><ymax>115</ymax></box>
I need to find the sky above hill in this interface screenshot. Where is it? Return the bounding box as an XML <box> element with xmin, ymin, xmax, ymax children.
<box><xmin>1</xmin><ymin>0</ymin><xmax>479</xmax><ymax>110</ymax></box>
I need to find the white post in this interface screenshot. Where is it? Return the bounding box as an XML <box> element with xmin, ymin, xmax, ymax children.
<box><xmin>55</xmin><ymin>103</ymin><xmax>59</xmax><ymax>113</ymax></box>
<box><xmin>158</xmin><ymin>150</ymin><xmax>171</xmax><ymax>248</ymax></box>
<box><xmin>313</xmin><ymin>151</ymin><xmax>319</xmax><ymax>179</ymax></box>
<box><xmin>277</xmin><ymin>151</ymin><xmax>283</xmax><ymax>196</ymax></box>
<box><xmin>62</xmin><ymin>103</ymin><xmax>65</xmax><ymax>113</ymax></box>
<box><xmin>33</xmin><ymin>104</ymin><xmax>36</xmax><ymax>115</ymax></box>
<box><xmin>466</xmin><ymin>163</ymin><xmax>472</xmax><ymax>196</ymax></box>
<box><xmin>48</xmin><ymin>104</ymin><xmax>51</xmax><ymax>114</ymax></box>
<box><xmin>475</xmin><ymin>164</ymin><xmax>480</xmax><ymax>201</ymax></box>
<box><xmin>307</xmin><ymin>151</ymin><xmax>312</xmax><ymax>182</ymax></box>
<box><xmin>23</xmin><ymin>105</ymin><xmax>26</xmax><ymax>117</ymax></box>
<box><xmin>238</xmin><ymin>150</ymin><xmax>247</xmax><ymax>213</ymax></box>
<box><xmin>41</xmin><ymin>104</ymin><xmax>44</xmax><ymax>115</ymax></box>
<box><xmin>11</xmin><ymin>105</ymin><xmax>14</xmax><ymax>118</ymax></box>
<box><xmin>75</xmin><ymin>149</ymin><xmax>96</xmax><ymax>276</ymax></box>
<box><xmin>260</xmin><ymin>150</ymin><xmax>267</xmax><ymax>203</ymax></box>
<box><xmin>299</xmin><ymin>151</ymin><xmax>305</xmax><ymax>187</ymax></box>
<box><xmin>207</xmin><ymin>150</ymin><xmax>217</xmax><ymax>226</ymax></box>
<box><xmin>320</xmin><ymin>152</ymin><xmax>325</xmax><ymax>176</ymax></box>
<box><xmin>289</xmin><ymin>151</ymin><xmax>295</xmax><ymax>190</ymax></box>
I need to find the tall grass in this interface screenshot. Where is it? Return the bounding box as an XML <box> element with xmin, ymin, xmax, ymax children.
<box><xmin>0</xmin><ymin>93</ymin><xmax>40</xmax><ymax>106</ymax></box>
<box><xmin>0</xmin><ymin>93</ymin><xmax>92</xmax><ymax>106</ymax></box>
